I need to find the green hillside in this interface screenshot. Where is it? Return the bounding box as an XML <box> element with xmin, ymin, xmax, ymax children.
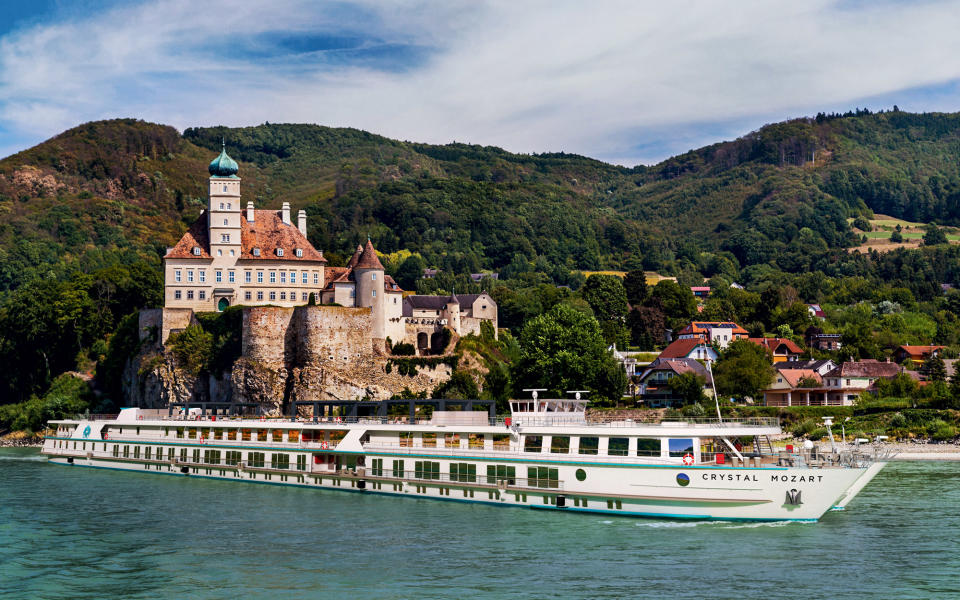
<box><xmin>5</xmin><ymin>110</ymin><xmax>960</xmax><ymax>407</ymax></box>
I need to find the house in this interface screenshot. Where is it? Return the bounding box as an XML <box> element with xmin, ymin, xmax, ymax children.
<box><xmin>807</xmin><ymin>304</ymin><xmax>826</xmax><ymax>319</ymax></box>
<box><xmin>690</xmin><ymin>286</ymin><xmax>711</xmax><ymax>299</ymax></box>
<box><xmin>748</xmin><ymin>337</ymin><xmax>804</xmax><ymax>363</ymax></box>
<box><xmin>804</xmin><ymin>326</ymin><xmax>842</xmax><ymax>351</ymax></box>
<box><xmin>470</xmin><ymin>272</ymin><xmax>498</xmax><ymax>282</ymax></box>
<box><xmin>658</xmin><ymin>339</ymin><xmax>720</xmax><ymax>362</ymax></box>
<box><xmin>764</xmin><ymin>360</ymin><xmax>901</xmax><ymax>407</ymax></box>
<box><xmin>775</xmin><ymin>359</ymin><xmax>837</xmax><ymax>377</ymax></box>
<box><xmin>422</xmin><ymin>268</ymin><xmax>439</xmax><ymax>279</ymax></box>
<box><xmin>635</xmin><ymin>358</ymin><xmax>714</xmax><ymax>408</ymax></box>
<box><xmin>893</xmin><ymin>345</ymin><xmax>946</xmax><ymax>365</ymax></box>
<box><xmin>676</xmin><ymin>321</ymin><xmax>749</xmax><ymax>349</ymax></box>
<box><xmin>402</xmin><ymin>292</ymin><xmax>498</xmax><ymax>351</ymax></box>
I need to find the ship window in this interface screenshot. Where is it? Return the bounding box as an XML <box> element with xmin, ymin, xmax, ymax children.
<box><xmin>421</xmin><ymin>433</ymin><xmax>437</xmax><ymax>448</ymax></box>
<box><xmin>296</xmin><ymin>455</ymin><xmax>306</xmax><ymax>471</ymax></box>
<box><xmin>288</xmin><ymin>430</ymin><xmax>299</xmax><ymax>443</ymax></box>
<box><xmin>444</xmin><ymin>433</ymin><xmax>460</xmax><ymax>448</ymax></box>
<box><xmin>550</xmin><ymin>436</ymin><xmax>570</xmax><ymax>453</ymax></box>
<box><xmin>271</xmin><ymin>453</ymin><xmax>289</xmax><ymax>469</ymax></box>
<box><xmin>523</xmin><ymin>435</ymin><xmax>542</xmax><ymax>453</ymax></box>
<box><xmin>176</xmin><ymin>427</ymin><xmax>184</xmax><ymax>439</ymax></box>
<box><xmin>272</xmin><ymin>429</ymin><xmax>284</xmax><ymax>442</ymax></box>
<box><xmin>668</xmin><ymin>438</ymin><xmax>695</xmax><ymax>457</ymax></box>
<box><xmin>608</xmin><ymin>437</ymin><xmax>629</xmax><ymax>456</ymax></box>
<box><xmin>468</xmin><ymin>433</ymin><xmax>484</xmax><ymax>449</ymax></box>
<box><xmin>392</xmin><ymin>459</ymin><xmax>405</xmax><ymax>478</ymax></box>
<box><xmin>575</xmin><ymin>468</ymin><xmax>587</xmax><ymax>482</ymax></box>
<box><xmin>258</xmin><ymin>430</ymin><xmax>268</xmax><ymax>442</ymax></box>
<box><xmin>578</xmin><ymin>437</ymin><xmax>599</xmax><ymax>455</ymax></box>
<box><xmin>188</xmin><ymin>428</ymin><xmax>197</xmax><ymax>439</ymax></box>
<box><xmin>414</xmin><ymin>461</ymin><xmax>440</xmax><ymax>480</ymax></box>
<box><xmin>241</xmin><ymin>429</ymin><xmax>252</xmax><ymax>441</ymax></box>
<box><xmin>492</xmin><ymin>434</ymin><xmax>510</xmax><ymax>451</ymax></box>
<box><xmin>248</xmin><ymin>452</ymin><xmax>265</xmax><ymax>468</ymax></box>
<box><xmin>487</xmin><ymin>465</ymin><xmax>516</xmax><ymax>484</ymax></box>
<box><xmin>450</xmin><ymin>463</ymin><xmax>476</xmax><ymax>483</ymax></box>
<box><xmin>528</xmin><ymin>466</ymin><xmax>558</xmax><ymax>488</ymax></box>
<box><xmin>636</xmin><ymin>438</ymin><xmax>661</xmax><ymax>456</ymax></box>
<box><xmin>225</xmin><ymin>451</ymin><xmax>241</xmax><ymax>466</ymax></box>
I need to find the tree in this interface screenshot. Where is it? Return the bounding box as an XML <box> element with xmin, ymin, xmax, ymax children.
<box><xmin>514</xmin><ymin>304</ymin><xmax>626</xmax><ymax>403</ymax></box>
<box><xmin>167</xmin><ymin>325</ymin><xmax>213</xmax><ymax>376</ymax></box>
<box><xmin>432</xmin><ymin>371</ymin><xmax>479</xmax><ymax>399</ymax></box>
<box><xmin>924</xmin><ymin>225</ymin><xmax>948</xmax><ymax>246</ymax></box>
<box><xmin>627</xmin><ymin>304</ymin><xmax>666</xmax><ymax>349</ymax></box>
<box><xmin>667</xmin><ymin>372</ymin><xmax>706</xmax><ymax>405</ymax></box>
<box><xmin>580</xmin><ymin>274</ymin><xmax>628</xmax><ymax>347</ymax></box>
<box><xmin>890</xmin><ymin>231</ymin><xmax>903</xmax><ymax>243</ymax></box>
<box><xmin>922</xmin><ymin>355</ymin><xmax>947</xmax><ymax>382</ymax></box>
<box><xmin>623</xmin><ymin>270</ymin><xmax>649</xmax><ymax>306</ymax></box>
<box><xmin>650</xmin><ymin>279</ymin><xmax>697</xmax><ymax>326</ymax></box>
<box><xmin>712</xmin><ymin>340</ymin><xmax>774</xmax><ymax>400</ymax></box>
<box><xmin>394</xmin><ymin>254</ymin><xmax>427</xmax><ymax>291</ymax></box>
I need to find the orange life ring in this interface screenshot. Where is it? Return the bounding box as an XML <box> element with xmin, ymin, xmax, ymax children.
<box><xmin>682</xmin><ymin>453</ymin><xmax>694</xmax><ymax>466</ymax></box>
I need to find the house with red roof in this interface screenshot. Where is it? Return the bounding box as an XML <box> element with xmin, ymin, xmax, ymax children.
<box><xmin>748</xmin><ymin>337</ymin><xmax>804</xmax><ymax>363</ymax></box>
<box><xmin>764</xmin><ymin>360</ymin><xmax>901</xmax><ymax>406</ymax></box>
<box><xmin>636</xmin><ymin>357</ymin><xmax>714</xmax><ymax>407</ymax></box>
<box><xmin>676</xmin><ymin>321</ymin><xmax>749</xmax><ymax>349</ymax></box>
<box><xmin>893</xmin><ymin>345</ymin><xmax>946</xmax><ymax>365</ymax></box>
<box><xmin>658</xmin><ymin>339</ymin><xmax>720</xmax><ymax>361</ymax></box>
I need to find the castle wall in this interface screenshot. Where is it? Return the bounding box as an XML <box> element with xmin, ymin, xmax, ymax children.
<box><xmin>295</xmin><ymin>305</ymin><xmax>373</xmax><ymax>363</ymax></box>
<box><xmin>242</xmin><ymin>306</ymin><xmax>296</xmax><ymax>365</ymax></box>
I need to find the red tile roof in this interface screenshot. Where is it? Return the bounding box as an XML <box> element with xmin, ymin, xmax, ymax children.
<box><xmin>165</xmin><ymin>209</ymin><xmax>326</xmax><ymax>263</ymax></box>
<box><xmin>679</xmin><ymin>321</ymin><xmax>749</xmax><ymax>336</ymax></box>
<box><xmin>776</xmin><ymin>369</ymin><xmax>821</xmax><ymax>387</ymax></box>
<box><xmin>659</xmin><ymin>339</ymin><xmax>714</xmax><ymax>359</ymax></box>
<box><xmin>896</xmin><ymin>345</ymin><xmax>946</xmax><ymax>359</ymax></box>
<box><xmin>748</xmin><ymin>337</ymin><xmax>804</xmax><ymax>354</ymax></box>
<box><xmin>824</xmin><ymin>361</ymin><xmax>901</xmax><ymax>378</ymax></box>
<box><xmin>355</xmin><ymin>239</ymin><xmax>384</xmax><ymax>269</ymax></box>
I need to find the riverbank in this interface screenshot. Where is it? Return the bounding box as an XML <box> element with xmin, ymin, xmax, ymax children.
<box><xmin>0</xmin><ymin>432</ymin><xmax>42</xmax><ymax>447</ymax></box>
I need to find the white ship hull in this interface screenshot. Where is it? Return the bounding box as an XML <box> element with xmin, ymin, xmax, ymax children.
<box><xmin>42</xmin><ymin>410</ymin><xmax>887</xmax><ymax>522</ymax></box>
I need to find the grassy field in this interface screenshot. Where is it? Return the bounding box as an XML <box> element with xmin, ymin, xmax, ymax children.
<box><xmin>849</xmin><ymin>214</ymin><xmax>960</xmax><ymax>252</ymax></box>
<box><xmin>579</xmin><ymin>271</ymin><xmax>677</xmax><ymax>286</ymax></box>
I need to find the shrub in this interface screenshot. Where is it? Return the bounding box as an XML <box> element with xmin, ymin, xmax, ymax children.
<box><xmin>391</xmin><ymin>342</ymin><xmax>415</xmax><ymax>356</ymax></box>
<box><xmin>167</xmin><ymin>325</ymin><xmax>213</xmax><ymax>376</ymax></box>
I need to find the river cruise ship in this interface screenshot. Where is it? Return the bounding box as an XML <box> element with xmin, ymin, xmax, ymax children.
<box><xmin>42</xmin><ymin>396</ymin><xmax>889</xmax><ymax>521</ymax></box>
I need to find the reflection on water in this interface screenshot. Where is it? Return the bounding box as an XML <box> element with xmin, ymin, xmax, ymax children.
<box><xmin>0</xmin><ymin>449</ymin><xmax>956</xmax><ymax>599</ymax></box>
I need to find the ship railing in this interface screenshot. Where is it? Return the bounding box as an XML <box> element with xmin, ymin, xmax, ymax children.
<box><xmin>86</xmin><ymin>433</ymin><xmax>342</xmax><ymax>451</ymax></box>
<box><xmin>512</xmin><ymin>416</ymin><xmax>781</xmax><ymax>428</ymax></box>
<box><xmin>357</xmin><ymin>469</ymin><xmax>565</xmax><ymax>491</ymax></box>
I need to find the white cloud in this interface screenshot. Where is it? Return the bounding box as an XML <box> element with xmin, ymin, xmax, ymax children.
<box><xmin>2</xmin><ymin>0</ymin><xmax>960</xmax><ymax>164</ymax></box>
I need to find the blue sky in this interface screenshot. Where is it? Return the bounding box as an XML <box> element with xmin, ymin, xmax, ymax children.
<box><xmin>2</xmin><ymin>0</ymin><xmax>960</xmax><ymax>166</ymax></box>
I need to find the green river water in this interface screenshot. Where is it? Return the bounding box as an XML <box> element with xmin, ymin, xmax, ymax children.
<box><xmin>0</xmin><ymin>448</ymin><xmax>956</xmax><ymax>599</ymax></box>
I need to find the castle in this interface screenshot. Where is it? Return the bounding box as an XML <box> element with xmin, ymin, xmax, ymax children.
<box><xmin>159</xmin><ymin>144</ymin><xmax>497</xmax><ymax>355</ymax></box>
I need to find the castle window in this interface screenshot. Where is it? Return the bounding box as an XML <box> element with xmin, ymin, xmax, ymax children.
<box><xmin>199</xmin><ymin>291</ymin><xmax>206</xmax><ymax>300</ymax></box>
<box><xmin>216</xmin><ymin>270</ymin><xmax>223</xmax><ymax>283</ymax></box>
<box><xmin>257</xmin><ymin>291</ymin><xmax>263</xmax><ymax>301</ymax></box>
<box><xmin>228</xmin><ymin>271</ymin><xmax>235</xmax><ymax>283</ymax></box>
<box><xmin>280</xmin><ymin>272</ymin><xmax>286</xmax><ymax>284</ymax></box>
<box><xmin>290</xmin><ymin>289</ymin><xmax>295</xmax><ymax>299</ymax></box>
<box><xmin>199</xmin><ymin>270</ymin><xmax>206</xmax><ymax>283</ymax></box>
<box><xmin>269</xmin><ymin>291</ymin><xmax>276</xmax><ymax>301</ymax></box>
<box><xmin>175</xmin><ymin>270</ymin><xmax>181</xmax><ymax>282</ymax></box>
<box><xmin>229</xmin><ymin>249</ymin><xmax>235</xmax><ymax>256</ymax></box>
<box><xmin>217</xmin><ymin>250</ymin><xmax>222</xmax><ymax>256</ymax></box>
<box><xmin>220</xmin><ymin>202</ymin><xmax>225</xmax><ymax>210</ymax></box>
<box><xmin>223</xmin><ymin>185</ymin><xmax>228</xmax><ymax>193</ymax></box>
<box><xmin>313</xmin><ymin>272</ymin><xmax>318</xmax><ymax>284</ymax></box>
<box><xmin>301</xmin><ymin>292</ymin><xmax>307</xmax><ymax>302</ymax></box>
<box><xmin>301</xmin><ymin>272</ymin><xmax>307</xmax><ymax>284</ymax></box>
<box><xmin>227</xmin><ymin>203</ymin><xmax>231</xmax><ymax>210</ymax></box>
<box><xmin>187</xmin><ymin>271</ymin><xmax>194</xmax><ymax>283</ymax></box>
<box><xmin>187</xmin><ymin>290</ymin><xmax>194</xmax><ymax>300</ymax></box>
<box><xmin>253</xmin><ymin>248</ymin><xmax>261</xmax><ymax>257</ymax></box>
<box><xmin>174</xmin><ymin>290</ymin><xmax>181</xmax><ymax>300</ymax></box>
<box><xmin>295</xmin><ymin>249</ymin><xmax>303</xmax><ymax>257</ymax></box>
<box><xmin>276</xmin><ymin>248</ymin><xmax>284</xmax><ymax>257</ymax></box>
<box><xmin>372</xmin><ymin>273</ymin><xmax>377</xmax><ymax>280</ymax></box>
<box><xmin>193</xmin><ymin>247</ymin><xmax>201</xmax><ymax>256</ymax></box>
<box><xmin>245</xmin><ymin>271</ymin><xmax>251</xmax><ymax>283</ymax></box>
<box><xmin>221</xmin><ymin>234</ymin><xmax>230</xmax><ymax>243</ymax></box>
<box><xmin>372</xmin><ymin>290</ymin><xmax>377</xmax><ymax>298</ymax></box>
<box><xmin>270</xmin><ymin>272</ymin><xmax>276</xmax><ymax>283</ymax></box>
<box><xmin>350</xmin><ymin>289</ymin><xmax>355</xmax><ymax>298</ymax></box>
<box><xmin>245</xmin><ymin>291</ymin><xmax>251</xmax><ymax>301</ymax></box>
<box><xmin>223</xmin><ymin>218</ymin><xmax>228</xmax><ymax>226</ymax></box>
<box><xmin>257</xmin><ymin>271</ymin><xmax>263</xmax><ymax>283</ymax></box>
<box><xmin>280</xmin><ymin>292</ymin><xmax>286</xmax><ymax>300</ymax></box>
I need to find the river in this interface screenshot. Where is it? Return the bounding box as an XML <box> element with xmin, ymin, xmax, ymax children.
<box><xmin>0</xmin><ymin>448</ymin><xmax>955</xmax><ymax>599</ymax></box>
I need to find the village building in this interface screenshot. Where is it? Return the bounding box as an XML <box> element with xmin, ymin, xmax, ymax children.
<box><xmin>763</xmin><ymin>360</ymin><xmax>901</xmax><ymax>407</ymax></box>
<box><xmin>748</xmin><ymin>337</ymin><xmax>804</xmax><ymax>363</ymax></box>
<box><xmin>774</xmin><ymin>359</ymin><xmax>837</xmax><ymax>377</ymax></box>
<box><xmin>658</xmin><ymin>338</ymin><xmax>720</xmax><ymax>361</ymax></box>
<box><xmin>893</xmin><ymin>345</ymin><xmax>946</xmax><ymax>365</ymax></box>
<box><xmin>804</xmin><ymin>326</ymin><xmax>842</xmax><ymax>351</ymax></box>
<box><xmin>635</xmin><ymin>357</ymin><xmax>714</xmax><ymax>408</ymax></box>
<box><xmin>675</xmin><ymin>321</ymin><xmax>748</xmax><ymax>349</ymax></box>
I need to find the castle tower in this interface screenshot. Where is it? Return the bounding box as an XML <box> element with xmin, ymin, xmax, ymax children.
<box><xmin>354</xmin><ymin>238</ymin><xmax>385</xmax><ymax>339</ymax></box>
<box><xmin>445</xmin><ymin>290</ymin><xmax>461</xmax><ymax>334</ymax></box>
<box><xmin>207</xmin><ymin>141</ymin><xmax>241</xmax><ymax>259</ymax></box>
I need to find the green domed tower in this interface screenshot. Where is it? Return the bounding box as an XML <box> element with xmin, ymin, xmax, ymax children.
<box><xmin>208</xmin><ymin>140</ymin><xmax>239</xmax><ymax>178</ymax></box>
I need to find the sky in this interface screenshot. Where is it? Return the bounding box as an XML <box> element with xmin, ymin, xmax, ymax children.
<box><xmin>3</xmin><ymin>0</ymin><xmax>960</xmax><ymax>166</ymax></box>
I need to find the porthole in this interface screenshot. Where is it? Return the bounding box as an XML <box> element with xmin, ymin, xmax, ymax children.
<box><xmin>575</xmin><ymin>468</ymin><xmax>586</xmax><ymax>481</ymax></box>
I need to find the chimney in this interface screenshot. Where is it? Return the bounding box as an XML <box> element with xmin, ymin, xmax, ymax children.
<box><xmin>298</xmin><ymin>209</ymin><xmax>307</xmax><ymax>236</ymax></box>
<box><xmin>281</xmin><ymin>202</ymin><xmax>291</xmax><ymax>225</ymax></box>
<box><xmin>247</xmin><ymin>201</ymin><xmax>255</xmax><ymax>223</ymax></box>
